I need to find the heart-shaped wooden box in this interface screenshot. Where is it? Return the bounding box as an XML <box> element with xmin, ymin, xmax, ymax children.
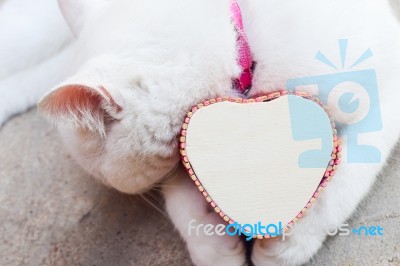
<box><xmin>179</xmin><ymin>91</ymin><xmax>341</xmax><ymax>238</ymax></box>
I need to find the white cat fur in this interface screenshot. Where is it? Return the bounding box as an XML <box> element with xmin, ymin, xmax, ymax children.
<box><xmin>1</xmin><ymin>0</ymin><xmax>399</xmax><ymax>265</ymax></box>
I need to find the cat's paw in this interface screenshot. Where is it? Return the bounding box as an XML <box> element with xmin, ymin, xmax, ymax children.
<box><xmin>251</xmin><ymin>233</ymin><xmax>323</xmax><ymax>266</ymax></box>
<box><xmin>164</xmin><ymin>167</ymin><xmax>247</xmax><ymax>266</ymax></box>
<box><xmin>186</xmin><ymin>212</ymin><xmax>247</xmax><ymax>266</ymax></box>
<box><xmin>188</xmin><ymin>238</ymin><xmax>246</xmax><ymax>266</ymax></box>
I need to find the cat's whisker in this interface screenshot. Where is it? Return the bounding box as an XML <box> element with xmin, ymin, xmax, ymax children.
<box><xmin>149</xmin><ymin>187</ymin><xmax>163</xmax><ymax>193</ymax></box>
<box><xmin>138</xmin><ymin>193</ymin><xmax>168</xmax><ymax>218</ymax></box>
<box><xmin>152</xmin><ymin>183</ymin><xmax>186</xmax><ymax>190</ymax></box>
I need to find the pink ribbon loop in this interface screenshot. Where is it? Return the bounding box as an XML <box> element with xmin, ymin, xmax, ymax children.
<box><xmin>231</xmin><ymin>0</ymin><xmax>253</xmax><ymax>93</ymax></box>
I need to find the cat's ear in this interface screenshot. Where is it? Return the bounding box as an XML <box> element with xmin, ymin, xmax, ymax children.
<box><xmin>58</xmin><ymin>0</ymin><xmax>108</xmax><ymax>37</ymax></box>
<box><xmin>38</xmin><ymin>83</ymin><xmax>123</xmax><ymax>136</ymax></box>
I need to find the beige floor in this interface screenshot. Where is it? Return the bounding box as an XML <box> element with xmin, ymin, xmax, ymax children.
<box><xmin>0</xmin><ymin>109</ymin><xmax>399</xmax><ymax>266</ymax></box>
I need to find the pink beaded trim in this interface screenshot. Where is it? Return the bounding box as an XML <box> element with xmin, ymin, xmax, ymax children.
<box><xmin>179</xmin><ymin>90</ymin><xmax>341</xmax><ymax>239</ymax></box>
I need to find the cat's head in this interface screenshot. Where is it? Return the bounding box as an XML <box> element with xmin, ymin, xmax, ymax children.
<box><xmin>38</xmin><ymin>59</ymin><xmax>181</xmax><ymax>194</ymax></box>
<box><xmin>38</xmin><ymin>0</ymin><xmax>182</xmax><ymax>194</ymax></box>
<box><xmin>38</xmin><ymin>0</ymin><xmax>238</xmax><ymax>194</ymax></box>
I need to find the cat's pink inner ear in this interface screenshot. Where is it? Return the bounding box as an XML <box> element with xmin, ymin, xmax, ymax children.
<box><xmin>40</xmin><ymin>85</ymin><xmax>99</xmax><ymax>114</ymax></box>
<box><xmin>38</xmin><ymin>84</ymin><xmax>122</xmax><ymax>134</ymax></box>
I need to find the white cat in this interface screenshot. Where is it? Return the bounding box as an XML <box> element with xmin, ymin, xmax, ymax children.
<box><xmin>1</xmin><ymin>0</ymin><xmax>399</xmax><ymax>265</ymax></box>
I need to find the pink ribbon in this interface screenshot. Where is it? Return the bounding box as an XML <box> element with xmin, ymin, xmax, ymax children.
<box><xmin>231</xmin><ymin>0</ymin><xmax>253</xmax><ymax>93</ymax></box>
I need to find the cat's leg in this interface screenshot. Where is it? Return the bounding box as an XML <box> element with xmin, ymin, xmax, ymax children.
<box><xmin>0</xmin><ymin>44</ymin><xmax>73</xmax><ymax>127</ymax></box>
<box><xmin>163</xmin><ymin>166</ymin><xmax>247</xmax><ymax>266</ymax></box>
<box><xmin>251</xmin><ymin>92</ymin><xmax>400</xmax><ymax>265</ymax></box>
